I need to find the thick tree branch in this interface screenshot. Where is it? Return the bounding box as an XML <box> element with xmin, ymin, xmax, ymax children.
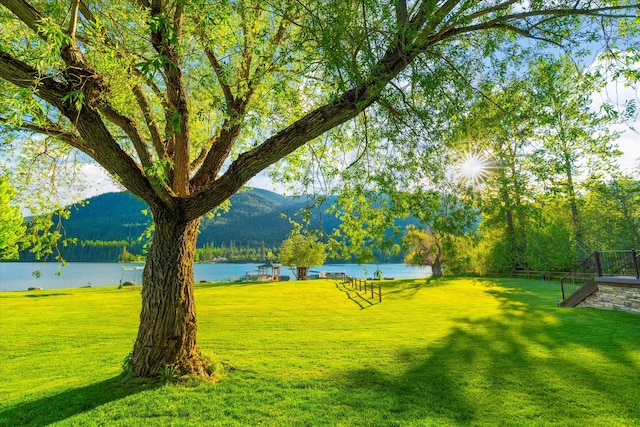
<box><xmin>185</xmin><ymin>85</ymin><xmax>378</xmax><ymax>219</ymax></box>
<box><xmin>0</xmin><ymin>0</ymin><xmax>46</xmax><ymax>39</ymax></box>
<box><xmin>201</xmin><ymin>45</ymin><xmax>235</xmax><ymax>105</ymax></box>
<box><xmin>190</xmin><ymin>12</ymin><xmax>292</xmax><ymax>190</ymax></box>
<box><xmin>0</xmin><ymin>50</ymin><xmax>170</xmax><ymax>209</ymax></box>
<box><xmin>72</xmin><ymin>106</ymin><xmax>173</xmax><ymax>209</ymax></box>
<box><xmin>395</xmin><ymin>0</ymin><xmax>408</xmax><ymax>24</ymax></box>
<box><xmin>148</xmin><ymin>3</ymin><xmax>190</xmax><ymax>196</ymax></box>
<box><xmin>132</xmin><ymin>84</ymin><xmax>166</xmax><ymax>160</ymax></box>
<box><xmin>68</xmin><ymin>0</ymin><xmax>80</xmax><ymax>39</ymax></box>
<box><xmin>0</xmin><ymin>116</ymin><xmax>95</xmax><ymax>156</ymax></box>
<box><xmin>189</xmin><ymin>111</ymin><xmax>245</xmax><ymax>190</ymax></box>
<box><xmin>98</xmin><ymin>103</ymin><xmax>154</xmax><ymax>170</ymax></box>
<box><xmin>0</xmin><ymin>50</ymin><xmax>66</xmax><ymax>104</ymax></box>
<box><xmin>459</xmin><ymin>0</ymin><xmax>521</xmax><ymax>23</ymax></box>
<box><xmin>78</xmin><ymin>1</ymin><xmax>95</xmax><ymax>23</ymax></box>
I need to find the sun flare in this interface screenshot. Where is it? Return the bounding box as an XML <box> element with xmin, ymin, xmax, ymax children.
<box><xmin>457</xmin><ymin>152</ymin><xmax>491</xmax><ymax>184</ymax></box>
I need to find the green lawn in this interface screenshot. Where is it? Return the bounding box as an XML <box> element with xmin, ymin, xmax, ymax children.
<box><xmin>1</xmin><ymin>277</ymin><xmax>639</xmax><ymax>426</ymax></box>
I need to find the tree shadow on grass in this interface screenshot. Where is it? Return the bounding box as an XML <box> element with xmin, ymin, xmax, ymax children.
<box><xmin>335</xmin><ymin>281</ymin><xmax>381</xmax><ymax>309</ymax></box>
<box><xmin>382</xmin><ymin>277</ymin><xmax>449</xmax><ymax>300</ymax></box>
<box><xmin>328</xmin><ymin>280</ymin><xmax>640</xmax><ymax>425</ymax></box>
<box><xmin>23</xmin><ymin>293</ymin><xmax>72</xmax><ymax>298</ymax></box>
<box><xmin>0</xmin><ymin>375</ymin><xmax>160</xmax><ymax>427</ymax></box>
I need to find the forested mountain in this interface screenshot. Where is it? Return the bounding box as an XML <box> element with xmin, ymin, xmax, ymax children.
<box><xmin>15</xmin><ymin>189</ymin><xmax>338</xmax><ymax>262</ymax></box>
<box><xmin>64</xmin><ymin>189</ymin><xmax>334</xmax><ymax>247</ymax></box>
<box><xmin>61</xmin><ymin>192</ymin><xmax>151</xmax><ymax>242</ymax></box>
<box><xmin>14</xmin><ymin>189</ymin><xmax>418</xmax><ymax>263</ymax></box>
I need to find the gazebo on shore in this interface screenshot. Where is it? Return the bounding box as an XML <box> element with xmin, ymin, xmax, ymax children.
<box><xmin>257</xmin><ymin>261</ymin><xmax>281</xmax><ymax>281</ymax></box>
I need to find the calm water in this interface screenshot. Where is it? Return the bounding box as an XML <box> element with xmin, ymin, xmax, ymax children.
<box><xmin>0</xmin><ymin>262</ymin><xmax>431</xmax><ymax>292</ymax></box>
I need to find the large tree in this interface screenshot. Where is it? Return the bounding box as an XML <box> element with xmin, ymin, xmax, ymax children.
<box><xmin>527</xmin><ymin>55</ymin><xmax>622</xmax><ymax>254</ymax></box>
<box><xmin>0</xmin><ymin>0</ymin><xmax>637</xmax><ymax>377</ymax></box>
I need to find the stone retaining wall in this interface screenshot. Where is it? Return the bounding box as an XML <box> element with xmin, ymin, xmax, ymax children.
<box><xmin>577</xmin><ymin>280</ymin><xmax>640</xmax><ymax>315</ymax></box>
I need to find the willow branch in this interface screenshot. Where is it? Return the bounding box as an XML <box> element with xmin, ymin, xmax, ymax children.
<box><xmin>98</xmin><ymin>103</ymin><xmax>154</xmax><ymax>170</ymax></box>
<box><xmin>201</xmin><ymin>44</ymin><xmax>235</xmax><ymax>105</ymax></box>
<box><xmin>78</xmin><ymin>1</ymin><xmax>95</xmax><ymax>23</ymax></box>
<box><xmin>395</xmin><ymin>0</ymin><xmax>408</xmax><ymax>24</ymax></box>
<box><xmin>148</xmin><ymin>3</ymin><xmax>190</xmax><ymax>195</ymax></box>
<box><xmin>1</xmin><ymin>117</ymin><xmax>95</xmax><ymax>156</ymax></box>
<box><xmin>417</xmin><ymin>4</ymin><xmax>639</xmax><ymax>49</ymax></box>
<box><xmin>1</xmin><ymin>0</ymin><xmax>46</xmax><ymax>39</ymax></box>
<box><xmin>132</xmin><ymin>84</ymin><xmax>166</xmax><ymax>159</ymax></box>
<box><xmin>68</xmin><ymin>0</ymin><xmax>80</xmax><ymax>39</ymax></box>
<box><xmin>190</xmin><ymin>144</ymin><xmax>210</xmax><ymax>170</ymax></box>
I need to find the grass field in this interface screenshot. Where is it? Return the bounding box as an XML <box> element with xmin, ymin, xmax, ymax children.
<box><xmin>1</xmin><ymin>276</ymin><xmax>639</xmax><ymax>426</ymax></box>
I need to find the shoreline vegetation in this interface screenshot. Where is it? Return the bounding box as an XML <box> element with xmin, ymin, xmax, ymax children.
<box><xmin>12</xmin><ymin>242</ymin><xmax>403</xmax><ymax>265</ymax></box>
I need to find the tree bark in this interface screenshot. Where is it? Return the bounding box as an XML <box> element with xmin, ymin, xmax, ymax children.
<box><xmin>564</xmin><ymin>155</ymin><xmax>584</xmax><ymax>253</ymax></box>
<box><xmin>431</xmin><ymin>234</ymin><xmax>443</xmax><ymax>277</ymax></box>
<box><xmin>431</xmin><ymin>261</ymin><xmax>443</xmax><ymax>278</ymax></box>
<box><xmin>296</xmin><ymin>266</ymin><xmax>308</xmax><ymax>280</ymax></box>
<box><xmin>129</xmin><ymin>209</ymin><xmax>208</xmax><ymax>378</ymax></box>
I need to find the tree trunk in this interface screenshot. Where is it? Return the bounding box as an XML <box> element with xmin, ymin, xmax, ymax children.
<box><xmin>129</xmin><ymin>209</ymin><xmax>208</xmax><ymax>378</ymax></box>
<box><xmin>431</xmin><ymin>261</ymin><xmax>443</xmax><ymax>277</ymax></box>
<box><xmin>431</xmin><ymin>237</ymin><xmax>443</xmax><ymax>277</ymax></box>
<box><xmin>564</xmin><ymin>157</ymin><xmax>584</xmax><ymax>253</ymax></box>
<box><xmin>296</xmin><ymin>266</ymin><xmax>308</xmax><ymax>280</ymax></box>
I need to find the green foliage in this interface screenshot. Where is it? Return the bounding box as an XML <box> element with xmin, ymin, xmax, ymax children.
<box><xmin>143</xmin><ymin>159</ymin><xmax>174</xmax><ymax>186</ymax></box>
<box><xmin>581</xmin><ymin>177</ymin><xmax>640</xmax><ymax>250</ymax></box>
<box><xmin>278</xmin><ymin>232</ymin><xmax>327</xmax><ymax>279</ymax></box>
<box><xmin>524</xmin><ymin>207</ymin><xmax>578</xmax><ymax>271</ymax></box>
<box><xmin>61</xmin><ymin>90</ymin><xmax>85</xmax><ymax>112</ymax></box>
<box><xmin>194</xmin><ymin>240</ymin><xmax>280</xmax><ymax>263</ymax></box>
<box><xmin>402</xmin><ymin>226</ymin><xmax>443</xmax><ymax>272</ymax></box>
<box><xmin>121</xmin><ymin>351</ymin><xmax>133</xmax><ymax>374</ymax></box>
<box><xmin>155</xmin><ymin>365</ymin><xmax>180</xmax><ymax>382</ymax></box>
<box><xmin>0</xmin><ymin>178</ymin><xmax>25</xmax><ymax>260</ymax></box>
<box><xmin>18</xmin><ymin>239</ymin><xmax>144</xmax><ymax>263</ymax></box>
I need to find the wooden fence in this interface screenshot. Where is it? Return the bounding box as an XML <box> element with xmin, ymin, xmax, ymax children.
<box><xmin>463</xmin><ymin>270</ymin><xmax>573</xmax><ymax>281</ymax></box>
<box><xmin>344</xmin><ymin>276</ymin><xmax>382</xmax><ymax>303</ymax></box>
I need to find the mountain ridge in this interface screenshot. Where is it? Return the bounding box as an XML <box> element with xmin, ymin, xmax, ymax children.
<box><xmin>60</xmin><ymin>188</ymin><xmax>321</xmax><ymax>248</ymax></box>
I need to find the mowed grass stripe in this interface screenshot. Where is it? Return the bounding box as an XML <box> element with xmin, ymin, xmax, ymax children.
<box><xmin>1</xmin><ymin>277</ymin><xmax>638</xmax><ymax>426</ymax></box>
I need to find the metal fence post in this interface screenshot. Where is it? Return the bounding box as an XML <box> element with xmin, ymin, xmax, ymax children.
<box><xmin>633</xmin><ymin>249</ymin><xmax>639</xmax><ymax>279</ymax></box>
<box><xmin>595</xmin><ymin>251</ymin><xmax>603</xmax><ymax>277</ymax></box>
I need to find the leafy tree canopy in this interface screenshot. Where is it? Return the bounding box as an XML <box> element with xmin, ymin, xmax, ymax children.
<box><xmin>0</xmin><ymin>177</ymin><xmax>25</xmax><ymax>260</ymax></box>
<box><xmin>278</xmin><ymin>232</ymin><xmax>326</xmax><ymax>280</ymax></box>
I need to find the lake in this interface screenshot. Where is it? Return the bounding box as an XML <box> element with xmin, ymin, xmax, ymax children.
<box><xmin>0</xmin><ymin>262</ymin><xmax>432</xmax><ymax>292</ymax></box>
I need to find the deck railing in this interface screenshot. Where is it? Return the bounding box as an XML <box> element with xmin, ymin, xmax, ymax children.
<box><xmin>560</xmin><ymin>250</ymin><xmax>639</xmax><ymax>301</ymax></box>
<box><xmin>594</xmin><ymin>250</ymin><xmax>639</xmax><ymax>278</ymax></box>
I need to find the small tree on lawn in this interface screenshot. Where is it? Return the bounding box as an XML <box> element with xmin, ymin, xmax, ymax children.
<box><xmin>403</xmin><ymin>225</ymin><xmax>445</xmax><ymax>277</ymax></box>
<box><xmin>278</xmin><ymin>233</ymin><xmax>326</xmax><ymax>280</ymax></box>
